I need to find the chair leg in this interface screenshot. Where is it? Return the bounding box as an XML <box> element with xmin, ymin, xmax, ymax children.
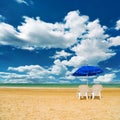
<box><xmin>99</xmin><ymin>93</ymin><xmax>101</xmax><ymax>100</ymax></box>
<box><xmin>78</xmin><ymin>93</ymin><xmax>81</xmax><ymax>99</ymax></box>
<box><xmin>86</xmin><ymin>93</ymin><xmax>88</xmax><ymax>100</ymax></box>
<box><xmin>92</xmin><ymin>93</ymin><xmax>94</xmax><ymax>100</ymax></box>
<box><xmin>98</xmin><ymin>92</ymin><xmax>101</xmax><ymax>100</ymax></box>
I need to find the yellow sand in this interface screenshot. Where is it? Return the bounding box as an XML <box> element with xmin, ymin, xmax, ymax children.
<box><xmin>0</xmin><ymin>87</ymin><xmax>120</xmax><ymax>120</ymax></box>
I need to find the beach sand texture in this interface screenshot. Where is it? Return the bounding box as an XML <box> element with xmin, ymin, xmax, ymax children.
<box><xmin>0</xmin><ymin>88</ymin><xmax>120</xmax><ymax>120</ymax></box>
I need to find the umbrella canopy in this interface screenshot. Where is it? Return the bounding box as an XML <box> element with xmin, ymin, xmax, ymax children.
<box><xmin>72</xmin><ymin>65</ymin><xmax>103</xmax><ymax>84</ymax></box>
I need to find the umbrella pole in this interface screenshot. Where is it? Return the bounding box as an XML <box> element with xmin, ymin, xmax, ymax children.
<box><xmin>87</xmin><ymin>75</ymin><xmax>88</xmax><ymax>86</ymax></box>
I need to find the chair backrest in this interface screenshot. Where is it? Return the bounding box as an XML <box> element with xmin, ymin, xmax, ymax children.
<box><xmin>78</xmin><ymin>85</ymin><xmax>89</xmax><ymax>92</ymax></box>
<box><xmin>92</xmin><ymin>84</ymin><xmax>103</xmax><ymax>91</ymax></box>
<box><xmin>91</xmin><ymin>84</ymin><xmax>103</xmax><ymax>97</ymax></box>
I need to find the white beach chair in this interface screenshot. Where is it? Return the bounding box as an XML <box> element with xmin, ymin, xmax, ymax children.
<box><xmin>91</xmin><ymin>84</ymin><xmax>103</xmax><ymax>100</ymax></box>
<box><xmin>77</xmin><ymin>85</ymin><xmax>89</xmax><ymax>100</ymax></box>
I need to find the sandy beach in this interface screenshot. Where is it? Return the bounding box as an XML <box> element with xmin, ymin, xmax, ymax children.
<box><xmin>0</xmin><ymin>87</ymin><xmax>120</xmax><ymax>120</ymax></box>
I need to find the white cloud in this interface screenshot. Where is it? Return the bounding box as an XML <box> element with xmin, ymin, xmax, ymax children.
<box><xmin>0</xmin><ymin>15</ymin><xmax>5</xmax><ymax>22</ymax></box>
<box><xmin>84</xmin><ymin>19</ymin><xmax>108</xmax><ymax>39</ymax></box>
<box><xmin>106</xmin><ymin>67</ymin><xmax>112</xmax><ymax>71</ymax></box>
<box><xmin>0</xmin><ymin>72</ymin><xmax>30</xmax><ymax>83</ymax></box>
<box><xmin>0</xmin><ymin>10</ymin><xmax>119</xmax><ymax>52</ymax></box>
<box><xmin>0</xmin><ymin>10</ymin><xmax>89</xmax><ymax>49</ymax></box>
<box><xmin>0</xmin><ymin>22</ymin><xmax>25</xmax><ymax>47</ymax></box>
<box><xmin>8</xmin><ymin>65</ymin><xmax>43</xmax><ymax>72</ymax></box>
<box><xmin>15</xmin><ymin>0</ymin><xmax>29</xmax><ymax>5</ymax></box>
<box><xmin>6</xmin><ymin>63</ymin><xmax>68</xmax><ymax>83</ymax></box>
<box><xmin>50</xmin><ymin>59</ymin><xmax>68</xmax><ymax>75</ymax></box>
<box><xmin>115</xmin><ymin>20</ymin><xmax>120</xmax><ymax>30</ymax></box>
<box><xmin>112</xmin><ymin>69</ymin><xmax>120</xmax><ymax>73</ymax></box>
<box><xmin>61</xmin><ymin>39</ymin><xmax>115</xmax><ymax>67</ymax></box>
<box><xmin>64</xmin><ymin>10</ymin><xmax>89</xmax><ymax>38</ymax></box>
<box><xmin>50</xmin><ymin>17</ymin><xmax>117</xmax><ymax>68</ymax></box>
<box><xmin>15</xmin><ymin>0</ymin><xmax>34</xmax><ymax>6</ymax></box>
<box><xmin>17</xmin><ymin>16</ymin><xmax>77</xmax><ymax>49</ymax></box>
<box><xmin>108</xmin><ymin>36</ymin><xmax>120</xmax><ymax>46</ymax></box>
<box><xmin>62</xmin><ymin>55</ymin><xmax>85</xmax><ymax>67</ymax></box>
<box><xmin>64</xmin><ymin>70</ymin><xmax>75</xmax><ymax>80</ymax></box>
<box><xmin>0</xmin><ymin>10</ymin><xmax>120</xmax><ymax>84</ymax></box>
<box><xmin>8</xmin><ymin>65</ymin><xmax>50</xmax><ymax>77</ymax></box>
<box><xmin>52</xmin><ymin>50</ymin><xmax>72</xmax><ymax>59</ymax></box>
<box><xmin>0</xmin><ymin>65</ymin><xmax>49</xmax><ymax>83</ymax></box>
<box><xmin>94</xmin><ymin>73</ymin><xmax>116</xmax><ymax>83</ymax></box>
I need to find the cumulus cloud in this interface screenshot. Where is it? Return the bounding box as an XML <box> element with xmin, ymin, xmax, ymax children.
<box><xmin>84</xmin><ymin>19</ymin><xmax>108</xmax><ymax>39</ymax></box>
<box><xmin>0</xmin><ymin>10</ymin><xmax>89</xmax><ymax>49</ymax></box>
<box><xmin>94</xmin><ymin>73</ymin><xmax>116</xmax><ymax>83</ymax></box>
<box><xmin>61</xmin><ymin>39</ymin><xmax>115</xmax><ymax>67</ymax></box>
<box><xmin>0</xmin><ymin>10</ymin><xmax>119</xmax><ymax>51</ymax></box>
<box><xmin>8</xmin><ymin>65</ymin><xmax>50</xmax><ymax>77</ymax></box>
<box><xmin>0</xmin><ymin>62</ymin><xmax>117</xmax><ymax>84</ymax></box>
<box><xmin>0</xmin><ymin>15</ymin><xmax>5</xmax><ymax>22</ymax></box>
<box><xmin>8</xmin><ymin>65</ymin><xmax>43</xmax><ymax>72</ymax></box>
<box><xmin>55</xmin><ymin>18</ymin><xmax>118</xmax><ymax>68</ymax></box>
<box><xmin>108</xmin><ymin>36</ymin><xmax>120</xmax><ymax>46</ymax></box>
<box><xmin>0</xmin><ymin>72</ymin><xmax>30</xmax><ymax>83</ymax></box>
<box><xmin>0</xmin><ymin>10</ymin><xmax>120</xmax><ymax>83</ymax></box>
<box><xmin>6</xmin><ymin>63</ymin><xmax>68</xmax><ymax>83</ymax></box>
<box><xmin>115</xmin><ymin>20</ymin><xmax>120</xmax><ymax>30</ymax></box>
<box><xmin>15</xmin><ymin>0</ymin><xmax>28</xmax><ymax>5</ymax></box>
<box><xmin>17</xmin><ymin>14</ymin><xmax>87</xmax><ymax>49</ymax></box>
<box><xmin>64</xmin><ymin>10</ymin><xmax>89</xmax><ymax>38</ymax></box>
<box><xmin>15</xmin><ymin>0</ymin><xmax>33</xmax><ymax>6</ymax></box>
<box><xmin>50</xmin><ymin>59</ymin><xmax>67</xmax><ymax>75</ymax></box>
<box><xmin>0</xmin><ymin>22</ymin><xmax>25</xmax><ymax>47</ymax></box>
<box><xmin>52</xmin><ymin>50</ymin><xmax>72</xmax><ymax>59</ymax></box>
<box><xmin>106</xmin><ymin>67</ymin><xmax>112</xmax><ymax>71</ymax></box>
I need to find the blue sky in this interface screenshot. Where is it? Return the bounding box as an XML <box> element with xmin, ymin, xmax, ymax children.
<box><xmin>0</xmin><ymin>0</ymin><xmax>120</xmax><ymax>84</ymax></box>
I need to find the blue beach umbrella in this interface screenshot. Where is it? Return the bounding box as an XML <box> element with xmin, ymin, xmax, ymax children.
<box><xmin>73</xmin><ymin>65</ymin><xmax>103</xmax><ymax>84</ymax></box>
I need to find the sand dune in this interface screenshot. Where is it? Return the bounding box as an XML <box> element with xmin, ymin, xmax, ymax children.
<box><xmin>0</xmin><ymin>88</ymin><xmax>120</xmax><ymax>120</ymax></box>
